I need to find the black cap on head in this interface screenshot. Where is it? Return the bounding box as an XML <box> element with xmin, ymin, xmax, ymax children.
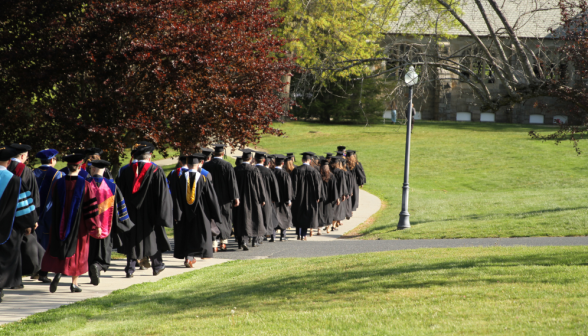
<box><xmin>337</xmin><ymin>146</ymin><xmax>346</xmax><ymax>151</ymax></box>
<box><xmin>241</xmin><ymin>149</ymin><xmax>255</xmax><ymax>160</ymax></box>
<box><xmin>235</xmin><ymin>156</ymin><xmax>243</xmax><ymax>165</ymax></box>
<box><xmin>201</xmin><ymin>148</ymin><xmax>214</xmax><ymax>157</ymax></box>
<box><xmin>300</xmin><ymin>151</ymin><xmax>315</xmax><ymax>161</ymax></box>
<box><xmin>286</xmin><ymin>152</ymin><xmax>296</xmax><ymax>162</ymax></box>
<box><xmin>85</xmin><ymin>148</ymin><xmax>103</xmax><ymax>156</ymax></box>
<box><xmin>320</xmin><ymin>159</ymin><xmax>330</xmax><ymax>166</ymax></box>
<box><xmin>213</xmin><ymin>144</ymin><xmax>226</xmax><ymax>152</ymax></box>
<box><xmin>336</xmin><ymin>151</ymin><xmax>344</xmax><ymax>156</ymax></box>
<box><xmin>70</xmin><ymin>148</ymin><xmax>85</xmax><ymax>155</ymax></box>
<box><xmin>325</xmin><ymin>153</ymin><xmax>333</xmax><ymax>158</ymax></box>
<box><xmin>63</xmin><ymin>154</ymin><xmax>85</xmax><ymax>164</ymax></box>
<box><xmin>132</xmin><ymin>141</ymin><xmax>155</xmax><ymax>156</ymax></box>
<box><xmin>0</xmin><ymin>146</ymin><xmax>18</xmax><ymax>161</ymax></box>
<box><xmin>274</xmin><ymin>154</ymin><xmax>286</xmax><ymax>165</ymax></box>
<box><xmin>346</xmin><ymin>150</ymin><xmax>356</xmax><ymax>155</ymax></box>
<box><xmin>89</xmin><ymin>159</ymin><xmax>111</xmax><ymax>169</ymax></box>
<box><xmin>186</xmin><ymin>155</ymin><xmax>200</xmax><ymax>165</ymax></box>
<box><xmin>254</xmin><ymin>152</ymin><xmax>267</xmax><ymax>160</ymax></box>
<box><xmin>179</xmin><ymin>154</ymin><xmax>187</xmax><ymax>162</ymax></box>
<box><xmin>9</xmin><ymin>143</ymin><xmax>32</xmax><ymax>154</ymax></box>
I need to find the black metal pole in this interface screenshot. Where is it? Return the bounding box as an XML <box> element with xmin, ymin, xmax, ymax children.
<box><xmin>397</xmin><ymin>85</ymin><xmax>413</xmax><ymax>230</ymax></box>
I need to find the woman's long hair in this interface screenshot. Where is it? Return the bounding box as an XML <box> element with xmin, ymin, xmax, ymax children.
<box><xmin>320</xmin><ymin>164</ymin><xmax>331</xmax><ymax>182</ymax></box>
<box><xmin>338</xmin><ymin>161</ymin><xmax>347</xmax><ymax>171</ymax></box>
<box><xmin>347</xmin><ymin>154</ymin><xmax>357</xmax><ymax>170</ymax></box>
<box><xmin>285</xmin><ymin>160</ymin><xmax>295</xmax><ymax>173</ymax></box>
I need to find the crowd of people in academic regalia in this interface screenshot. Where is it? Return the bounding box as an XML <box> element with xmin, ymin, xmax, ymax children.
<box><xmin>0</xmin><ymin>142</ymin><xmax>365</xmax><ymax>302</ymax></box>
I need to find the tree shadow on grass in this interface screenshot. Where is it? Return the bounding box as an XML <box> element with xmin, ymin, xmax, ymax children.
<box><xmin>18</xmin><ymin>248</ymin><xmax>587</xmax><ymax>330</ymax></box>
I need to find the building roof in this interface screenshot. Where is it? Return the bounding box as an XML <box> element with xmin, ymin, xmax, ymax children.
<box><xmin>389</xmin><ymin>0</ymin><xmax>561</xmax><ymax>39</ymax></box>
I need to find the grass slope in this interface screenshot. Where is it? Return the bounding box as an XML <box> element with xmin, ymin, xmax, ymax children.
<box><xmin>2</xmin><ymin>246</ymin><xmax>587</xmax><ymax>335</ymax></box>
<box><xmin>257</xmin><ymin>121</ymin><xmax>588</xmax><ymax>240</ymax></box>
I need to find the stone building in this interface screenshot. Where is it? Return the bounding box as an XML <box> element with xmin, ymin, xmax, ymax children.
<box><xmin>383</xmin><ymin>0</ymin><xmax>572</xmax><ymax>124</ymax></box>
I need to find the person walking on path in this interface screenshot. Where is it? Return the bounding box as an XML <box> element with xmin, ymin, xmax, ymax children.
<box><xmin>291</xmin><ymin>152</ymin><xmax>323</xmax><ymax>241</ymax></box>
<box><xmin>254</xmin><ymin>152</ymin><xmax>280</xmax><ymax>244</ymax></box>
<box><xmin>173</xmin><ymin>155</ymin><xmax>221</xmax><ymax>265</ymax></box>
<box><xmin>0</xmin><ymin>146</ymin><xmax>38</xmax><ymax>302</ymax></box>
<box><xmin>233</xmin><ymin>149</ymin><xmax>266</xmax><ymax>250</ymax></box>
<box><xmin>202</xmin><ymin>144</ymin><xmax>239</xmax><ymax>252</ymax></box>
<box><xmin>40</xmin><ymin>154</ymin><xmax>97</xmax><ymax>293</ymax></box>
<box><xmin>116</xmin><ymin>142</ymin><xmax>173</xmax><ymax>278</ymax></box>
<box><xmin>272</xmin><ymin>155</ymin><xmax>292</xmax><ymax>241</ymax></box>
<box><xmin>86</xmin><ymin>160</ymin><xmax>135</xmax><ymax>286</ymax></box>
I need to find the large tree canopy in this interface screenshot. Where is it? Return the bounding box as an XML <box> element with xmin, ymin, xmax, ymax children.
<box><xmin>0</xmin><ymin>0</ymin><xmax>295</xmax><ymax>167</ymax></box>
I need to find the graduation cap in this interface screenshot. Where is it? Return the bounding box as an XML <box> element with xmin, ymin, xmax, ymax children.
<box><xmin>88</xmin><ymin>159</ymin><xmax>110</xmax><ymax>169</ymax></box>
<box><xmin>241</xmin><ymin>149</ymin><xmax>255</xmax><ymax>160</ymax></box>
<box><xmin>63</xmin><ymin>154</ymin><xmax>85</xmax><ymax>165</ymax></box>
<box><xmin>9</xmin><ymin>143</ymin><xmax>32</xmax><ymax>154</ymax></box>
<box><xmin>286</xmin><ymin>152</ymin><xmax>296</xmax><ymax>162</ymax></box>
<box><xmin>274</xmin><ymin>154</ymin><xmax>286</xmax><ymax>165</ymax></box>
<box><xmin>337</xmin><ymin>146</ymin><xmax>346</xmax><ymax>151</ymax></box>
<box><xmin>85</xmin><ymin>148</ymin><xmax>104</xmax><ymax>156</ymax></box>
<box><xmin>186</xmin><ymin>155</ymin><xmax>200</xmax><ymax>165</ymax></box>
<box><xmin>36</xmin><ymin>149</ymin><xmax>59</xmax><ymax>160</ymax></box>
<box><xmin>235</xmin><ymin>156</ymin><xmax>243</xmax><ymax>166</ymax></box>
<box><xmin>325</xmin><ymin>152</ymin><xmax>333</xmax><ymax>159</ymax></box>
<box><xmin>320</xmin><ymin>159</ymin><xmax>330</xmax><ymax>166</ymax></box>
<box><xmin>201</xmin><ymin>148</ymin><xmax>214</xmax><ymax>157</ymax></box>
<box><xmin>179</xmin><ymin>154</ymin><xmax>187</xmax><ymax>163</ymax></box>
<box><xmin>70</xmin><ymin>148</ymin><xmax>86</xmax><ymax>155</ymax></box>
<box><xmin>132</xmin><ymin>141</ymin><xmax>155</xmax><ymax>155</ymax></box>
<box><xmin>254</xmin><ymin>151</ymin><xmax>268</xmax><ymax>160</ymax></box>
<box><xmin>213</xmin><ymin>144</ymin><xmax>226</xmax><ymax>152</ymax></box>
<box><xmin>336</xmin><ymin>151</ymin><xmax>345</xmax><ymax>156</ymax></box>
<box><xmin>300</xmin><ymin>151</ymin><xmax>315</xmax><ymax>160</ymax></box>
<box><xmin>319</xmin><ymin>156</ymin><xmax>325</xmax><ymax>160</ymax></box>
<box><xmin>0</xmin><ymin>146</ymin><xmax>18</xmax><ymax>161</ymax></box>
<box><xmin>346</xmin><ymin>150</ymin><xmax>356</xmax><ymax>155</ymax></box>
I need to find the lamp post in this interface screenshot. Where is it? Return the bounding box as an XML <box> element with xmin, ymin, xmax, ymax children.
<box><xmin>398</xmin><ymin>66</ymin><xmax>418</xmax><ymax>230</ymax></box>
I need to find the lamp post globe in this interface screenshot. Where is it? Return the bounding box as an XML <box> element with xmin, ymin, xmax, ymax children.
<box><xmin>398</xmin><ymin>66</ymin><xmax>418</xmax><ymax>230</ymax></box>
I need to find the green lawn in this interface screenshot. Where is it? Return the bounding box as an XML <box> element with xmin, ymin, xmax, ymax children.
<box><xmin>3</xmin><ymin>246</ymin><xmax>588</xmax><ymax>335</ymax></box>
<box><xmin>258</xmin><ymin>121</ymin><xmax>588</xmax><ymax>239</ymax></box>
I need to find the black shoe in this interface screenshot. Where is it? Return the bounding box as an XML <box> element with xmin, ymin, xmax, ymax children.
<box><xmin>70</xmin><ymin>284</ymin><xmax>82</xmax><ymax>293</ymax></box>
<box><xmin>50</xmin><ymin>273</ymin><xmax>62</xmax><ymax>293</ymax></box>
<box><xmin>297</xmin><ymin>235</ymin><xmax>301</xmax><ymax>240</ymax></box>
<box><xmin>89</xmin><ymin>264</ymin><xmax>100</xmax><ymax>286</ymax></box>
<box><xmin>242</xmin><ymin>243</ymin><xmax>249</xmax><ymax>251</ymax></box>
<box><xmin>238</xmin><ymin>240</ymin><xmax>243</xmax><ymax>249</ymax></box>
<box><xmin>125</xmin><ymin>273</ymin><xmax>134</xmax><ymax>278</ymax></box>
<box><xmin>38</xmin><ymin>276</ymin><xmax>52</xmax><ymax>283</ymax></box>
<box><xmin>10</xmin><ymin>284</ymin><xmax>24</xmax><ymax>289</ymax></box>
<box><xmin>269</xmin><ymin>237</ymin><xmax>275</xmax><ymax>243</ymax></box>
<box><xmin>30</xmin><ymin>274</ymin><xmax>39</xmax><ymax>280</ymax></box>
<box><xmin>153</xmin><ymin>264</ymin><xmax>166</xmax><ymax>276</ymax></box>
<box><xmin>0</xmin><ymin>289</ymin><xmax>4</xmax><ymax>298</ymax></box>
<box><xmin>252</xmin><ymin>238</ymin><xmax>258</xmax><ymax>247</ymax></box>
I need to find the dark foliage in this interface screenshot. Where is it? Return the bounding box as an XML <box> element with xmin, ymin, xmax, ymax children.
<box><xmin>0</xmin><ymin>0</ymin><xmax>295</xmax><ymax>167</ymax></box>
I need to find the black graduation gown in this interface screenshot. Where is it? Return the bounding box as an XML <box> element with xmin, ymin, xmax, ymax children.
<box><xmin>88</xmin><ymin>180</ymin><xmax>135</xmax><ymax>271</ymax></box>
<box><xmin>344</xmin><ymin>169</ymin><xmax>355</xmax><ymax>219</ymax></box>
<box><xmin>0</xmin><ymin>171</ymin><xmax>37</xmax><ymax>289</ymax></box>
<box><xmin>350</xmin><ymin>162</ymin><xmax>366</xmax><ymax>211</ymax></box>
<box><xmin>174</xmin><ymin>171</ymin><xmax>221</xmax><ymax>259</ymax></box>
<box><xmin>331</xmin><ymin>168</ymin><xmax>348</xmax><ymax>221</ymax></box>
<box><xmin>202</xmin><ymin>159</ymin><xmax>239</xmax><ymax>240</ymax></box>
<box><xmin>168</xmin><ymin>167</ymin><xmax>187</xmax><ymax>259</ymax></box>
<box><xmin>319</xmin><ymin>174</ymin><xmax>339</xmax><ymax>227</ymax></box>
<box><xmin>255</xmin><ymin>165</ymin><xmax>280</xmax><ymax>234</ymax></box>
<box><xmin>116</xmin><ymin>162</ymin><xmax>173</xmax><ymax>259</ymax></box>
<box><xmin>7</xmin><ymin>161</ymin><xmax>43</xmax><ymax>276</ymax></box>
<box><xmin>291</xmin><ymin>164</ymin><xmax>323</xmax><ymax>230</ymax></box>
<box><xmin>273</xmin><ymin>168</ymin><xmax>293</xmax><ymax>231</ymax></box>
<box><xmin>233</xmin><ymin>164</ymin><xmax>266</xmax><ymax>238</ymax></box>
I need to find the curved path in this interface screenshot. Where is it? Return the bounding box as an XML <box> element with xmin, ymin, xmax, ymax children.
<box><xmin>2</xmin><ymin>163</ymin><xmax>588</xmax><ymax>324</ymax></box>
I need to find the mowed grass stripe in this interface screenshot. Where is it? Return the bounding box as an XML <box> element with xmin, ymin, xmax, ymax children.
<box><xmin>257</xmin><ymin>121</ymin><xmax>588</xmax><ymax>239</ymax></box>
<box><xmin>2</xmin><ymin>246</ymin><xmax>588</xmax><ymax>335</ymax></box>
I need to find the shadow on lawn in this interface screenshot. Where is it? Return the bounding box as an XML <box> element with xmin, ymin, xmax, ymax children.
<box><xmin>359</xmin><ymin>206</ymin><xmax>588</xmax><ymax>236</ymax></box>
<box><xmin>20</xmin><ymin>248</ymin><xmax>586</xmax><ymax>329</ymax></box>
<box><xmin>408</xmin><ymin>121</ymin><xmax>558</xmax><ymax>133</ymax></box>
